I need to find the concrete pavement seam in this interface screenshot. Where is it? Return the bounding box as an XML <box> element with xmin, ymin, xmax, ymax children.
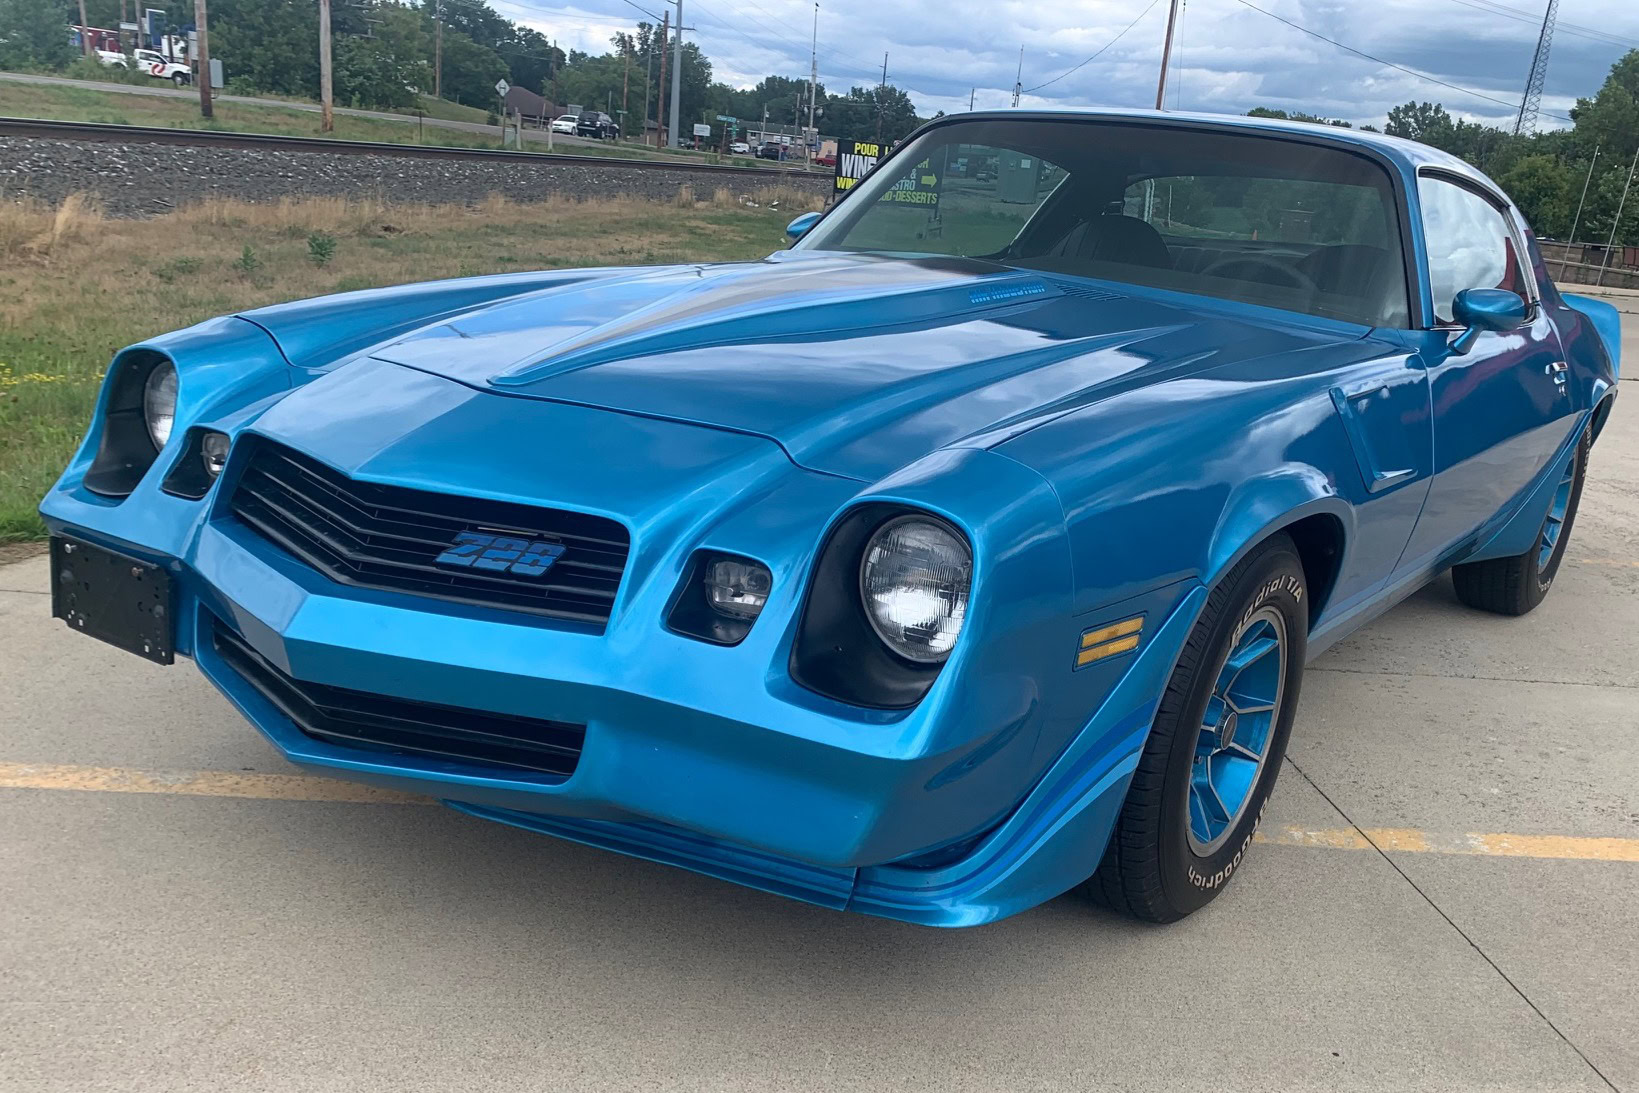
<box><xmin>1279</xmin><ymin>753</ymin><xmax>1622</xmax><ymax>1093</ymax></box>
<box><xmin>1309</xmin><ymin>665</ymin><xmax>1638</xmax><ymax>690</ymax></box>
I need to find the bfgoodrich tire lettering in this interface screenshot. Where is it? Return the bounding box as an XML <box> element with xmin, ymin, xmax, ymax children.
<box><xmin>1085</xmin><ymin>533</ymin><xmax>1308</xmax><ymax>922</ymax></box>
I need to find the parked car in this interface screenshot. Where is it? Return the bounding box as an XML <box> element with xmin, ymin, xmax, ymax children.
<box><xmin>132</xmin><ymin>47</ymin><xmax>190</xmax><ymax>85</ymax></box>
<box><xmin>94</xmin><ymin>48</ymin><xmax>127</xmax><ymax>67</ymax></box>
<box><xmin>756</xmin><ymin>140</ymin><xmax>785</xmax><ymax>160</ymax></box>
<box><xmin>730</xmin><ymin>140</ymin><xmax>750</xmax><ymax>155</ymax></box>
<box><xmin>42</xmin><ymin>110</ymin><xmax>1620</xmax><ymax>927</ymax></box>
<box><xmin>575</xmin><ymin>111</ymin><xmax>619</xmax><ymax>140</ymax></box>
<box><xmin>550</xmin><ymin>114</ymin><xmax>578</xmax><ymax>135</ymax></box>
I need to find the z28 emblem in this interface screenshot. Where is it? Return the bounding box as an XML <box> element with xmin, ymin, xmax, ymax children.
<box><xmin>435</xmin><ymin>531</ymin><xmax>565</xmax><ymax>577</ymax></box>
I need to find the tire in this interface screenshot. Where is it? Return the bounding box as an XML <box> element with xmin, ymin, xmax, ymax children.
<box><xmin>1086</xmin><ymin>534</ymin><xmax>1308</xmax><ymax>922</ymax></box>
<box><xmin>172</xmin><ymin>73</ymin><xmax>187</xmax><ymax>86</ymax></box>
<box><xmin>1452</xmin><ymin>425</ymin><xmax>1589</xmax><ymax>616</ymax></box>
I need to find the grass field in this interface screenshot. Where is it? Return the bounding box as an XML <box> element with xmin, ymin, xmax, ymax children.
<box><xmin>0</xmin><ymin>186</ymin><xmax>819</xmax><ymax>541</ymax></box>
<box><xmin>0</xmin><ymin>79</ymin><xmax>511</xmax><ymax>150</ymax></box>
<box><xmin>0</xmin><ymin>77</ymin><xmax>805</xmax><ymax>169</ymax></box>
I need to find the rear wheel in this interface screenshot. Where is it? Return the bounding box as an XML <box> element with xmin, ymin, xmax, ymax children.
<box><xmin>1086</xmin><ymin>534</ymin><xmax>1308</xmax><ymax>922</ymax></box>
<box><xmin>1452</xmin><ymin>425</ymin><xmax>1588</xmax><ymax>616</ymax></box>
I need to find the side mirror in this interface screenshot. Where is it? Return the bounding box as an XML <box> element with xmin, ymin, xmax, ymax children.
<box><xmin>785</xmin><ymin>211</ymin><xmax>822</xmax><ymax>243</ymax></box>
<box><xmin>1449</xmin><ymin>287</ymin><xmax>1527</xmax><ymax>354</ymax></box>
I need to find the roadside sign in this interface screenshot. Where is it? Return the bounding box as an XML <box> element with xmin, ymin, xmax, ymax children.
<box><xmin>715</xmin><ymin>114</ymin><xmax>736</xmax><ymax>122</ymax></box>
<box><xmin>495</xmin><ymin>79</ymin><xmax>510</xmax><ymax>97</ymax></box>
<box><xmin>692</xmin><ymin>123</ymin><xmax>711</xmax><ymax>138</ymax></box>
<box><xmin>834</xmin><ymin>138</ymin><xmax>884</xmax><ymax>196</ymax></box>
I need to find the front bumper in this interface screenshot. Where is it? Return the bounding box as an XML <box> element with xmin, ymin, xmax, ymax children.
<box><xmin>41</xmin><ymin>402</ymin><xmax>1201</xmax><ymax>925</ymax></box>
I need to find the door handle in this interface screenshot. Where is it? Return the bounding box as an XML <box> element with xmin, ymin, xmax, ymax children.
<box><xmin>1546</xmin><ymin>360</ymin><xmax>1568</xmax><ymax>385</ymax></box>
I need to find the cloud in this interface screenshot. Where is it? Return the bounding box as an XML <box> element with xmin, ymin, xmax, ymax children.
<box><xmin>495</xmin><ymin>0</ymin><xmax>1639</xmax><ymax>129</ymax></box>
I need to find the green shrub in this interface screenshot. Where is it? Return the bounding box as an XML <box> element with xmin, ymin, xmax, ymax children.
<box><xmin>306</xmin><ymin>232</ymin><xmax>337</xmax><ymax>266</ymax></box>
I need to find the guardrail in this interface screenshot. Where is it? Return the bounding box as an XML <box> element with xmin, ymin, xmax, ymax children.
<box><xmin>0</xmin><ymin>116</ymin><xmax>818</xmax><ymax>178</ymax></box>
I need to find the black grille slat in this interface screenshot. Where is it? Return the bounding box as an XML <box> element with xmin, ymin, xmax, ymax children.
<box><xmin>228</xmin><ymin>440</ymin><xmax>630</xmax><ymax>627</ymax></box>
<box><xmin>235</xmin><ymin>482</ymin><xmax>620</xmax><ymax>600</ymax></box>
<box><xmin>212</xmin><ymin>620</ymin><xmax>584</xmax><ymax>777</ymax></box>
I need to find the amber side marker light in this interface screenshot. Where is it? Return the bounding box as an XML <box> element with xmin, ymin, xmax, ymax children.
<box><xmin>1076</xmin><ymin>616</ymin><xmax>1144</xmax><ymax>667</ymax></box>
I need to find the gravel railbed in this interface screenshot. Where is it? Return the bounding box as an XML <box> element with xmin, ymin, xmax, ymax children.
<box><xmin>0</xmin><ymin>136</ymin><xmax>829</xmax><ymax>217</ymax></box>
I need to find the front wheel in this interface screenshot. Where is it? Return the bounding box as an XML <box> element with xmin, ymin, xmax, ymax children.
<box><xmin>1086</xmin><ymin>534</ymin><xmax>1308</xmax><ymax>922</ymax></box>
<box><xmin>172</xmin><ymin>73</ymin><xmax>188</xmax><ymax>86</ymax></box>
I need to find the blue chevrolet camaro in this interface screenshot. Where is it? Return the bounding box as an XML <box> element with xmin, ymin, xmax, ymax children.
<box><xmin>43</xmin><ymin>110</ymin><xmax>1621</xmax><ymax>925</ymax></box>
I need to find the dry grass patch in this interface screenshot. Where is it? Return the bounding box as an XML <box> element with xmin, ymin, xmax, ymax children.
<box><xmin>0</xmin><ymin>190</ymin><xmax>801</xmax><ymax>541</ymax></box>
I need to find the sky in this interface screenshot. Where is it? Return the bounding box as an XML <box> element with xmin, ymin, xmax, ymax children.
<box><xmin>486</xmin><ymin>0</ymin><xmax>1639</xmax><ymax>131</ymax></box>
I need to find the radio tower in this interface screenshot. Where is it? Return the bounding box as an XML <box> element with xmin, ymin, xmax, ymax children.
<box><xmin>1513</xmin><ymin>0</ymin><xmax>1559</xmax><ymax>135</ymax></box>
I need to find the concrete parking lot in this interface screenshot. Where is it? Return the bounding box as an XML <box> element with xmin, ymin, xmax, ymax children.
<box><xmin>2</xmin><ymin>315</ymin><xmax>1634</xmax><ymax>1091</ymax></box>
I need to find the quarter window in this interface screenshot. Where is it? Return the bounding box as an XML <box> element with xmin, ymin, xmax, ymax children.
<box><xmin>1418</xmin><ymin>177</ymin><xmax>1532</xmax><ymax>324</ymax></box>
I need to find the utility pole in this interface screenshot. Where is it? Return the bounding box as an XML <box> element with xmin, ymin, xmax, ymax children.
<box><xmin>644</xmin><ymin>26</ymin><xmax>655</xmax><ymax>137</ymax></box>
<box><xmin>318</xmin><ymin>0</ymin><xmax>333</xmax><ymax>131</ymax></box>
<box><xmin>76</xmin><ymin>0</ymin><xmax>91</xmax><ymax>54</ymax></box>
<box><xmin>805</xmin><ymin>1</ymin><xmax>818</xmax><ymax>165</ymax></box>
<box><xmin>433</xmin><ymin>0</ymin><xmax>443</xmax><ymax>99</ymax></box>
<box><xmin>969</xmin><ymin>87</ymin><xmax>976</xmax><ymax>110</ymax></box>
<box><xmin>655</xmin><ymin>11</ymin><xmax>669</xmax><ymax>149</ymax></box>
<box><xmin>621</xmin><ymin>38</ymin><xmax>631</xmax><ymax>128</ymax></box>
<box><xmin>1011</xmin><ymin>46</ymin><xmax>1021</xmax><ymax>107</ymax></box>
<box><xmin>1155</xmin><ymin>0</ymin><xmax>1181</xmax><ymax>110</ymax></box>
<box><xmin>193</xmin><ymin>0</ymin><xmax>211</xmax><ymax>118</ymax></box>
<box><xmin>875</xmin><ymin>51</ymin><xmax>887</xmax><ymax>141</ymax></box>
<box><xmin>668</xmin><ymin>0</ymin><xmax>684</xmax><ymax>148</ymax></box>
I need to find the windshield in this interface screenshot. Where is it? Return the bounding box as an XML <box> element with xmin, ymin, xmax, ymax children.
<box><xmin>797</xmin><ymin>118</ymin><xmax>1411</xmax><ymax>327</ymax></box>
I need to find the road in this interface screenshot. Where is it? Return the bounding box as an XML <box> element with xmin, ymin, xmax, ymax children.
<box><xmin>1</xmin><ymin>316</ymin><xmax>1635</xmax><ymax>1091</ymax></box>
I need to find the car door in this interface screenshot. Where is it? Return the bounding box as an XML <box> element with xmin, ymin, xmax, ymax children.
<box><xmin>1398</xmin><ymin>173</ymin><xmax>1577</xmax><ymax>569</ymax></box>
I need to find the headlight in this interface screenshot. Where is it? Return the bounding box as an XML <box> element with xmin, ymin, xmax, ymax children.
<box><xmin>859</xmin><ymin>515</ymin><xmax>971</xmax><ymax>663</ymax></box>
<box><xmin>142</xmin><ymin>362</ymin><xmax>177</xmax><ymax>449</ymax></box>
<box><xmin>705</xmin><ymin>556</ymin><xmax>771</xmax><ymax>620</ymax></box>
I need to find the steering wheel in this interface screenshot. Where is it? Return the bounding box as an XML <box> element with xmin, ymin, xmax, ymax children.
<box><xmin>1199</xmin><ymin>255</ymin><xmax>1319</xmax><ymax>294</ymax></box>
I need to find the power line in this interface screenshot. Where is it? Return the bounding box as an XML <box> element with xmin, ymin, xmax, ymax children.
<box><xmin>1023</xmin><ymin>0</ymin><xmax>1163</xmax><ymax>94</ymax></box>
<box><xmin>1231</xmin><ymin>0</ymin><xmax>1573</xmax><ymax>122</ymax></box>
<box><xmin>1443</xmin><ymin>0</ymin><xmax>1638</xmax><ymax>50</ymax></box>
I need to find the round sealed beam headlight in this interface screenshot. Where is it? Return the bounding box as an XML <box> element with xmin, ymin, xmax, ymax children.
<box><xmin>143</xmin><ymin>361</ymin><xmax>178</xmax><ymax>450</ymax></box>
<box><xmin>859</xmin><ymin>515</ymin><xmax>971</xmax><ymax>664</ymax></box>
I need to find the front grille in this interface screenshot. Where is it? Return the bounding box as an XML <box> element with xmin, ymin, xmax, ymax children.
<box><xmin>212</xmin><ymin>619</ymin><xmax>585</xmax><ymax>778</ymax></box>
<box><xmin>228</xmin><ymin>439</ymin><xmax>629</xmax><ymax>628</ymax></box>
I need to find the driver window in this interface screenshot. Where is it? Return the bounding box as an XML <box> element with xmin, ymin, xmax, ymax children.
<box><xmin>1418</xmin><ymin>177</ymin><xmax>1531</xmax><ymax>324</ymax></box>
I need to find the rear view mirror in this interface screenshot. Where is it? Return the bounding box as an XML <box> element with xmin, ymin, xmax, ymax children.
<box><xmin>1449</xmin><ymin>288</ymin><xmax>1527</xmax><ymax>354</ymax></box>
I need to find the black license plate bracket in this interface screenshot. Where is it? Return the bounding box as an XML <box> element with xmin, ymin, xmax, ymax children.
<box><xmin>50</xmin><ymin>536</ymin><xmax>176</xmax><ymax>665</ymax></box>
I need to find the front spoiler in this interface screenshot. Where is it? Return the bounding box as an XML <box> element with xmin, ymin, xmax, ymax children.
<box><xmin>445</xmin><ymin>586</ymin><xmax>1203</xmax><ymax>927</ymax></box>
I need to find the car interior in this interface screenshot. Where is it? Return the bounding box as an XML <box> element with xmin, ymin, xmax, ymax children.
<box><xmin>819</xmin><ymin>119</ymin><xmax>1419</xmax><ymax>329</ymax></box>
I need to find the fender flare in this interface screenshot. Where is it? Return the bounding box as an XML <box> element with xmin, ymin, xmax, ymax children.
<box><xmin>1203</xmin><ymin>469</ymin><xmax>1352</xmax><ymax>611</ymax></box>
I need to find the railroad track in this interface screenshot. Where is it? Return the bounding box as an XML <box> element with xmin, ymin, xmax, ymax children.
<box><xmin>0</xmin><ymin>116</ymin><xmax>815</xmax><ymax>178</ymax></box>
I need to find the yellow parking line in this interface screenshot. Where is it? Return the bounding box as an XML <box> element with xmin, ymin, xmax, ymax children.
<box><xmin>4</xmin><ymin>762</ymin><xmax>1637</xmax><ymax>863</ymax></box>
<box><xmin>1257</xmin><ymin>825</ymin><xmax>1639</xmax><ymax>862</ymax></box>
<box><xmin>0</xmin><ymin>761</ymin><xmax>431</xmax><ymax>805</ymax></box>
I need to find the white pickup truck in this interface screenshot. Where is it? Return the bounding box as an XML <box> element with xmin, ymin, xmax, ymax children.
<box><xmin>132</xmin><ymin>48</ymin><xmax>191</xmax><ymax>85</ymax></box>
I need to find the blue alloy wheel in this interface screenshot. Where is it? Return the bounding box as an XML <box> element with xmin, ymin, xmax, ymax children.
<box><xmin>1537</xmin><ymin>457</ymin><xmax>1577</xmax><ymax>575</ymax></box>
<box><xmin>1187</xmin><ymin>606</ymin><xmax>1287</xmax><ymax>856</ymax></box>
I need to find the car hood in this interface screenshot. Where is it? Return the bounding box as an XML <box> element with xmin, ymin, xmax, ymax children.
<box><xmin>363</xmin><ymin>251</ymin><xmax>1361</xmax><ymax>481</ymax></box>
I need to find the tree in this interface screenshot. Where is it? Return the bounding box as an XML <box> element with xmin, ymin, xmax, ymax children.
<box><xmin>1499</xmin><ymin>155</ymin><xmax>1575</xmax><ymax>237</ymax></box>
<box><xmin>332</xmin><ymin>4</ymin><xmax>430</xmax><ymax>110</ymax></box>
<box><xmin>206</xmin><ymin>0</ymin><xmax>320</xmax><ymax>96</ymax></box>
<box><xmin>0</xmin><ymin>0</ymin><xmax>74</xmax><ymax>69</ymax></box>
<box><xmin>1385</xmin><ymin>101</ymin><xmax>1456</xmax><ymax>145</ymax></box>
<box><xmin>434</xmin><ymin>30</ymin><xmax>507</xmax><ymax>106</ymax></box>
<box><xmin>1247</xmin><ymin>106</ymin><xmax>1352</xmax><ymax>128</ymax></box>
<box><xmin>1568</xmin><ymin>49</ymin><xmax>1639</xmax><ymax>164</ymax></box>
<box><xmin>824</xmin><ymin>84</ymin><xmax>921</xmax><ymax>142</ymax></box>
